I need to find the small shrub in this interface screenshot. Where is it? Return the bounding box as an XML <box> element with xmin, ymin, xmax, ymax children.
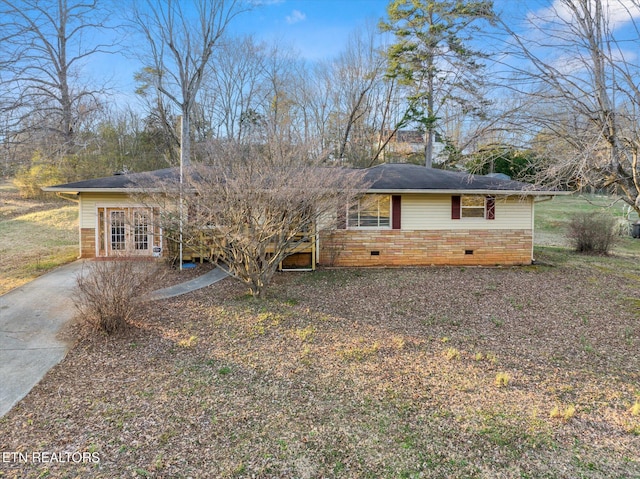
<box><xmin>444</xmin><ymin>347</ymin><xmax>460</xmax><ymax>360</ymax></box>
<box><xmin>14</xmin><ymin>162</ymin><xmax>65</xmax><ymax>199</ymax></box>
<box><xmin>74</xmin><ymin>259</ymin><xmax>161</xmax><ymax>335</ymax></box>
<box><xmin>494</xmin><ymin>372</ymin><xmax>511</xmax><ymax>387</ymax></box>
<box><xmin>566</xmin><ymin>211</ymin><xmax>618</xmax><ymax>254</ymax></box>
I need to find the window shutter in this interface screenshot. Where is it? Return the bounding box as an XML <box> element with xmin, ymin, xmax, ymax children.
<box><xmin>451</xmin><ymin>195</ymin><xmax>461</xmax><ymax>220</ymax></box>
<box><xmin>486</xmin><ymin>197</ymin><xmax>495</xmax><ymax>220</ymax></box>
<box><xmin>337</xmin><ymin>206</ymin><xmax>347</xmax><ymax>229</ymax></box>
<box><xmin>392</xmin><ymin>195</ymin><xmax>401</xmax><ymax>230</ymax></box>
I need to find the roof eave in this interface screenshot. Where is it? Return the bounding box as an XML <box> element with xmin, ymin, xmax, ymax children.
<box><xmin>41</xmin><ymin>187</ymin><xmax>162</xmax><ymax>194</ymax></box>
<box><xmin>366</xmin><ymin>188</ymin><xmax>569</xmax><ymax>196</ymax></box>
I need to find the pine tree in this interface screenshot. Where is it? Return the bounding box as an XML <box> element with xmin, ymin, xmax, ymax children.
<box><xmin>380</xmin><ymin>0</ymin><xmax>495</xmax><ymax>167</ymax></box>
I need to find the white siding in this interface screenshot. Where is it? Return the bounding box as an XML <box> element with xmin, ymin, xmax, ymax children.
<box><xmin>79</xmin><ymin>193</ymin><xmax>142</xmax><ymax>228</ymax></box>
<box><xmin>401</xmin><ymin>194</ymin><xmax>533</xmax><ymax>230</ymax></box>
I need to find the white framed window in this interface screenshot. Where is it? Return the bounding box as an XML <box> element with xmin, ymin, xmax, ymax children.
<box><xmin>110</xmin><ymin>211</ymin><xmax>126</xmax><ymax>250</ymax></box>
<box><xmin>453</xmin><ymin>195</ymin><xmax>496</xmax><ymax>220</ymax></box>
<box><xmin>134</xmin><ymin>211</ymin><xmax>150</xmax><ymax>251</ymax></box>
<box><xmin>461</xmin><ymin>195</ymin><xmax>486</xmax><ymax>218</ymax></box>
<box><xmin>348</xmin><ymin>194</ymin><xmax>391</xmax><ymax>228</ymax></box>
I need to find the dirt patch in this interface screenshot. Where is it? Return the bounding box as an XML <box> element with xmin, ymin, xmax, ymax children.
<box><xmin>1</xmin><ymin>251</ymin><xmax>639</xmax><ymax>478</ymax></box>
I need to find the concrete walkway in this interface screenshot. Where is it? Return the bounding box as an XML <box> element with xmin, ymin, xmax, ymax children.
<box><xmin>146</xmin><ymin>265</ymin><xmax>228</xmax><ymax>301</ymax></box>
<box><xmin>0</xmin><ymin>260</ymin><xmax>85</xmax><ymax>417</ymax></box>
<box><xmin>0</xmin><ymin>261</ymin><xmax>229</xmax><ymax>418</ymax></box>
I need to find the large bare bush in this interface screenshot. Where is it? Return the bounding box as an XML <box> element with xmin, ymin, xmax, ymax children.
<box><xmin>146</xmin><ymin>141</ymin><xmax>367</xmax><ymax>298</ymax></box>
<box><xmin>566</xmin><ymin>211</ymin><xmax>617</xmax><ymax>255</ymax></box>
<box><xmin>74</xmin><ymin>259</ymin><xmax>160</xmax><ymax>334</ymax></box>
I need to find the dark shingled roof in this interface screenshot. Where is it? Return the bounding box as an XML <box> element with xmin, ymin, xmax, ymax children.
<box><xmin>362</xmin><ymin>163</ymin><xmax>544</xmax><ymax>193</ymax></box>
<box><xmin>43</xmin><ymin>168</ymin><xmax>179</xmax><ymax>192</ymax></box>
<box><xmin>44</xmin><ymin>163</ymin><xmax>557</xmax><ymax>195</ymax></box>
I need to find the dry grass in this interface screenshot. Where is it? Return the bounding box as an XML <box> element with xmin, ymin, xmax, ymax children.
<box><xmin>1</xmin><ymin>247</ymin><xmax>639</xmax><ymax>478</ymax></box>
<box><xmin>0</xmin><ymin>180</ymin><xmax>78</xmax><ymax>295</ymax></box>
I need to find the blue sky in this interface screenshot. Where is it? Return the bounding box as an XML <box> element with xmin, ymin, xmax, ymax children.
<box><xmin>231</xmin><ymin>0</ymin><xmax>390</xmax><ymax>60</ymax></box>
<box><xmin>102</xmin><ymin>0</ymin><xmax>640</xmax><ymax>101</ymax></box>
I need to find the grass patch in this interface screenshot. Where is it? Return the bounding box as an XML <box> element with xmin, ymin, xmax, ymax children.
<box><xmin>535</xmin><ymin>194</ymin><xmax>640</xmax><ymax>257</ymax></box>
<box><xmin>0</xmin><ymin>180</ymin><xmax>78</xmax><ymax>294</ymax></box>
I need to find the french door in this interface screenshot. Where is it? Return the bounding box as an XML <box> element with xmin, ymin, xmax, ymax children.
<box><xmin>98</xmin><ymin>207</ymin><xmax>158</xmax><ymax>257</ymax></box>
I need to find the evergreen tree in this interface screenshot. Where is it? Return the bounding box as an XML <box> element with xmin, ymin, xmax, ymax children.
<box><xmin>380</xmin><ymin>0</ymin><xmax>495</xmax><ymax>167</ymax></box>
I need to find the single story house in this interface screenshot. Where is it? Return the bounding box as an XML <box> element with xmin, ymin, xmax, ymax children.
<box><xmin>44</xmin><ymin>163</ymin><xmax>565</xmax><ymax>267</ymax></box>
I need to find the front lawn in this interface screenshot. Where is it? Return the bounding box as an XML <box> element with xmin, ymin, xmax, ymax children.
<box><xmin>1</xmin><ymin>248</ymin><xmax>639</xmax><ymax>478</ymax></box>
<box><xmin>0</xmin><ymin>180</ymin><xmax>78</xmax><ymax>295</ymax></box>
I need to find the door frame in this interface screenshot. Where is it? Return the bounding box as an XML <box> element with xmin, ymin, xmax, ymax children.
<box><xmin>96</xmin><ymin>205</ymin><xmax>161</xmax><ymax>257</ymax></box>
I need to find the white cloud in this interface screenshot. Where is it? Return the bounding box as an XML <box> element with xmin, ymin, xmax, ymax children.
<box><xmin>285</xmin><ymin>9</ymin><xmax>306</xmax><ymax>25</ymax></box>
<box><xmin>531</xmin><ymin>0</ymin><xmax>640</xmax><ymax>31</ymax></box>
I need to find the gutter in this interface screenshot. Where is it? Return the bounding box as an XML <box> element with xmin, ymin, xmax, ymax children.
<box><xmin>533</xmin><ymin>195</ymin><xmax>556</xmax><ymax>203</ymax></box>
<box><xmin>54</xmin><ymin>192</ymin><xmax>79</xmax><ymax>203</ymax></box>
<box><xmin>42</xmin><ymin>187</ymin><xmax>162</xmax><ymax>194</ymax></box>
<box><xmin>366</xmin><ymin>188</ymin><xmax>570</xmax><ymax>196</ymax></box>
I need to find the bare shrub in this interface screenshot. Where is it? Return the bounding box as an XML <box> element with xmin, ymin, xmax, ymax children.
<box><xmin>74</xmin><ymin>259</ymin><xmax>160</xmax><ymax>334</ymax></box>
<box><xmin>142</xmin><ymin>140</ymin><xmax>368</xmax><ymax>298</ymax></box>
<box><xmin>566</xmin><ymin>211</ymin><xmax>618</xmax><ymax>254</ymax></box>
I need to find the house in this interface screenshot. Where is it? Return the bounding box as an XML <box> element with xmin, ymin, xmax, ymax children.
<box><xmin>321</xmin><ymin>163</ymin><xmax>565</xmax><ymax>267</ymax></box>
<box><xmin>44</xmin><ymin>163</ymin><xmax>564</xmax><ymax>267</ymax></box>
<box><xmin>378</xmin><ymin>129</ymin><xmax>446</xmax><ymax>163</ymax></box>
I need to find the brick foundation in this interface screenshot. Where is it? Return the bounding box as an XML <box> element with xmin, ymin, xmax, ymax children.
<box><xmin>80</xmin><ymin>228</ymin><xmax>96</xmax><ymax>258</ymax></box>
<box><xmin>319</xmin><ymin>229</ymin><xmax>533</xmax><ymax>267</ymax></box>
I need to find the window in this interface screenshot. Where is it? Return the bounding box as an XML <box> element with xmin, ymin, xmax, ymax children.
<box><xmin>134</xmin><ymin>211</ymin><xmax>149</xmax><ymax>251</ymax></box>
<box><xmin>348</xmin><ymin>194</ymin><xmax>391</xmax><ymax>228</ymax></box>
<box><xmin>461</xmin><ymin>195</ymin><xmax>486</xmax><ymax>218</ymax></box>
<box><xmin>110</xmin><ymin>211</ymin><xmax>126</xmax><ymax>250</ymax></box>
<box><xmin>452</xmin><ymin>195</ymin><xmax>496</xmax><ymax>220</ymax></box>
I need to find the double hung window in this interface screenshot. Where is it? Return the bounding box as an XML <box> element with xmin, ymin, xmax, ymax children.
<box><xmin>348</xmin><ymin>195</ymin><xmax>391</xmax><ymax>228</ymax></box>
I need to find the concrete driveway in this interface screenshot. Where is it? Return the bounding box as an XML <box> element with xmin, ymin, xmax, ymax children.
<box><xmin>0</xmin><ymin>260</ymin><xmax>85</xmax><ymax>417</ymax></box>
<box><xmin>0</xmin><ymin>260</ymin><xmax>229</xmax><ymax>418</ymax></box>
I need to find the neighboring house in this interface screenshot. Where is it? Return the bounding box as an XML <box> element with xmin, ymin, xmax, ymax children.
<box><xmin>44</xmin><ymin>163</ymin><xmax>564</xmax><ymax>267</ymax></box>
<box><xmin>378</xmin><ymin>129</ymin><xmax>446</xmax><ymax>163</ymax></box>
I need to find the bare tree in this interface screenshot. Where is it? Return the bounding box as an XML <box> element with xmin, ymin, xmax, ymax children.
<box><xmin>292</xmin><ymin>25</ymin><xmax>401</xmax><ymax>167</ymax></box>
<box><xmin>147</xmin><ymin>141</ymin><xmax>367</xmax><ymax>298</ymax></box>
<box><xmin>328</xmin><ymin>25</ymin><xmax>388</xmax><ymax>165</ymax></box>
<box><xmin>132</xmin><ymin>0</ymin><xmax>245</xmax><ymax>167</ymax></box>
<box><xmin>0</xmin><ymin>0</ymin><xmax>115</xmax><ymax>159</ymax></box>
<box><xmin>501</xmin><ymin>0</ymin><xmax>640</xmax><ymax>214</ymax></box>
<box><xmin>202</xmin><ymin>35</ymin><xmax>268</xmax><ymax>143</ymax></box>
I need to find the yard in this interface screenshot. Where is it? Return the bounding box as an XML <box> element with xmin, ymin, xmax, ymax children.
<box><xmin>0</xmin><ymin>191</ymin><xmax>639</xmax><ymax>478</ymax></box>
<box><xmin>0</xmin><ymin>180</ymin><xmax>78</xmax><ymax>295</ymax></box>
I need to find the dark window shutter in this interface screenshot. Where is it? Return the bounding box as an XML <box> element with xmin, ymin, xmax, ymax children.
<box><xmin>392</xmin><ymin>195</ymin><xmax>401</xmax><ymax>230</ymax></box>
<box><xmin>337</xmin><ymin>205</ymin><xmax>346</xmax><ymax>229</ymax></box>
<box><xmin>486</xmin><ymin>196</ymin><xmax>495</xmax><ymax>220</ymax></box>
<box><xmin>451</xmin><ymin>195</ymin><xmax>461</xmax><ymax>220</ymax></box>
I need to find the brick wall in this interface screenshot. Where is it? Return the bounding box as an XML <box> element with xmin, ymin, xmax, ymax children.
<box><xmin>319</xmin><ymin>229</ymin><xmax>532</xmax><ymax>267</ymax></box>
<box><xmin>80</xmin><ymin>228</ymin><xmax>96</xmax><ymax>258</ymax></box>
